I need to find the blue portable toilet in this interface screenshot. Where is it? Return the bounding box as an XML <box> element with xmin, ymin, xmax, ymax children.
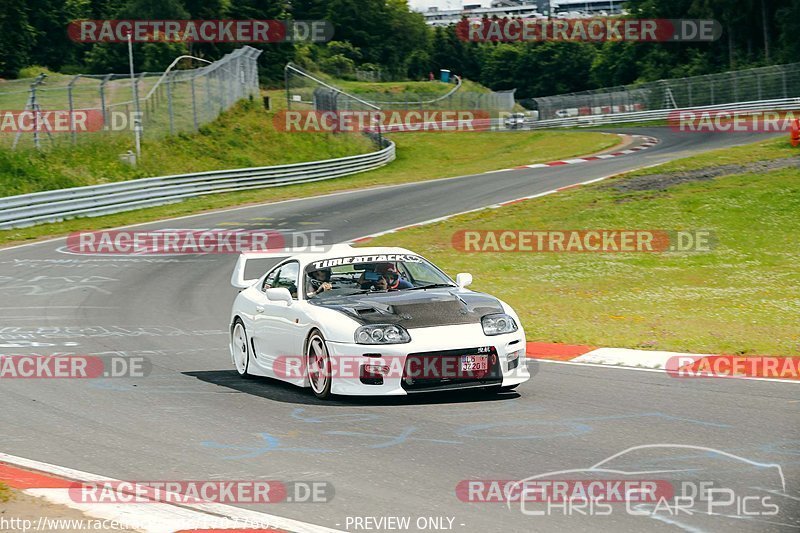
<box><xmin>440</xmin><ymin>69</ymin><xmax>451</xmax><ymax>83</ymax></box>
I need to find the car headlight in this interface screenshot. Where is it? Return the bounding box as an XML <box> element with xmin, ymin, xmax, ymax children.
<box><xmin>482</xmin><ymin>313</ymin><xmax>518</xmax><ymax>336</ymax></box>
<box><xmin>355</xmin><ymin>324</ymin><xmax>411</xmax><ymax>344</ymax></box>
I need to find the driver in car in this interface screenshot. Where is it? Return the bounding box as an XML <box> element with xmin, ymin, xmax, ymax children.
<box><xmin>306</xmin><ymin>268</ymin><xmax>333</xmax><ymax>297</ymax></box>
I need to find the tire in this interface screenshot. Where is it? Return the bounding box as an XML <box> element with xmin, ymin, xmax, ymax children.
<box><xmin>306</xmin><ymin>329</ymin><xmax>333</xmax><ymax>400</ymax></box>
<box><xmin>231</xmin><ymin>318</ymin><xmax>252</xmax><ymax>379</ymax></box>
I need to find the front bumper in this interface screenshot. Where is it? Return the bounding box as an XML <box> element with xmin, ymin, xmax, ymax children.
<box><xmin>326</xmin><ymin>323</ymin><xmax>529</xmax><ymax>396</ymax></box>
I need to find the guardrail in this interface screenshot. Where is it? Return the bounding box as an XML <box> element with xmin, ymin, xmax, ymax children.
<box><xmin>0</xmin><ymin>141</ymin><xmax>395</xmax><ymax>230</ymax></box>
<box><xmin>527</xmin><ymin>97</ymin><xmax>800</xmax><ymax>128</ymax></box>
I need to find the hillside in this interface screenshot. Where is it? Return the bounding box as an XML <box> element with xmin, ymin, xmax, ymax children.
<box><xmin>0</xmin><ymin>99</ymin><xmax>374</xmax><ymax>198</ymax></box>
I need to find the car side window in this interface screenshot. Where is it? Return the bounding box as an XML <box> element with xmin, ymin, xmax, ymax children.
<box><xmin>262</xmin><ymin>268</ymin><xmax>280</xmax><ymax>291</ymax></box>
<box><xmin>273</xmin><ymin>261</ymin><xmax>300</xmax><ymax>299</ymax></box>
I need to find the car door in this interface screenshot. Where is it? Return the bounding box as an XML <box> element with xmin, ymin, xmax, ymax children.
<box><xmin>252</xmin><ymin>261</ymin><xmax>307</xmax><ymax>374</ymax></box>
<box><xmin>245</xmin><ymin>265</ymin><xmax>280</xmax><ymax>372</ymax></box>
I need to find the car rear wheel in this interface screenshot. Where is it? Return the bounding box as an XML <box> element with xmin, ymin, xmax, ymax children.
<box><xmin>307</xmin><ymin>330</ymin><xmax>333</xmax><ymax>399</ymax></box>
<box><xmin>232</xmin><ymin>319</ymin><xmax>252</xmax><ymax>378</ymax></box>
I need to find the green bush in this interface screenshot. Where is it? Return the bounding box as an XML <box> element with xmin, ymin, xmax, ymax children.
<box><xmin>17</xmin><ymin>65</ymin><xmax>58</xmax><ymax>79</ymax></box>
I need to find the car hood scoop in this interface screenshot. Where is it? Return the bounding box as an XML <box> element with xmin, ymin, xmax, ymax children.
<box><xmin>315</xmin><ymin>289</ymin><xmax>504</xmax><ymax>328</ymax></box>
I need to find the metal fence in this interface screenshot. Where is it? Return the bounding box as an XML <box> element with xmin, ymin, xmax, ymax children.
<box><xmin>0</xmin><ymin>46</ymin><xmax>261</xmax><ymax>150</ymax></box>
<box><xmin>530</xmin><ymin>62</ymin><xmax>800</xmax><ymax>121</ymax></box>
<box><xmin>340</xmin><ymin>88</ymin><xmax>517</xmax><ymax>111</ymax></box>
<box><xmin>285</xmin><ymin>62</ymin><xmax>516</xmax><ymax>112</ymax></box>
<box><xmin>0</xmin><ymin>139</ymin><xmax>395</xmax><ymax>229</ymax></box>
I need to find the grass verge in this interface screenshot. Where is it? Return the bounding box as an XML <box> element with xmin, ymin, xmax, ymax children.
<box><xmin>367</xmin><ymin>136</ymin><xmax>800</xmax><ymax>356</ymax></box>
<box><xmin>0</xmin><ymin>130</ymin><xmax>618</xmax><ymax>247</ymax></box>
<box><xmin>335</xmin><ymin>79</ymin><xmax>484</xmax><ymax>95</ymax></box>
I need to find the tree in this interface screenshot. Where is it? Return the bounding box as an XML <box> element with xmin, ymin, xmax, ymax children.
<box><xmin>0</xmin><ymin>0</ymin><xmax>37</xmax><ymax>78</ymax></box>
<box><xmin>326</xmin><ymin>41</ymin><xmax>362</xmax><ymax>62</ymax></box>
<box><xmin>289</xmin><ymin>0</ymin><xmax>329</xmax><ymax>20</ymax></box>
<box><xmin>384</xmin><ymin>0</ymin><xmax>429</xmax><ymax>78</ymax></box>
<box><xmin>479</xmin><ymin>44</ymin><xmax>522</xmax><ymax>92</ymax></box>
<box><xmin>775</xmin><ymin>1</ymin><xmax>800</xmax><ymax>63</ymax></box>
<box><xmin>7</xmin><ymin>0</ymin><xmax>800</xmax><ymax>93</ymax></box>
<box><xmin>226</xmin><ymin>0</ymin><xmax>294</xmax><ymax>85</ymax></box>
<box><xmin>590</xmin><ymin>42</ymin><xmax>642</xmax><ymax>87</ymax></box>
<box><xmin>405</xmin><ymin>49</ymin><xmax>431</xmax><ymax>80</ymax></box>
<box><xmin>22</xmin><ymin>0</ymin><xmax>88</xmax><ymax>71</ymax></box>
<box><xmin>319</xmin><ymin>54</ymin><xmax>355</xmax><ymax>77</ymax></box>
<box><xmin>85</xmin><ymin>0</ymin><xmax>191</xmax><ymax>73</ymax></box>
<box><xmin>430</xmin><ymin>26</ymin><xmax>459</xmax><ymax>73</ymax></box>
<box><xmin>182</xmin><ymin>0</ymin><xmax>226</xmax><ymax>60</ymax></box>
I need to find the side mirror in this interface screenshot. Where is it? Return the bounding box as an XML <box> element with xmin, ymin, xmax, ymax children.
<box><xmin>456</xmin><ymin>273</ymin><xmax>472</xmax><ymax>288</ymax></box>
<box><xmin>265</xmin><ymin>287</ymin><xmax>293</xmax><ymax>305</ymax></box>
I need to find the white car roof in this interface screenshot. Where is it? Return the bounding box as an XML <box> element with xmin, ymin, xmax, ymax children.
<box><xmin>232</xmin><ymin>244</ymin><xmax>421</xmax><ymax>288</ymax></box>
<box><xmin>298</xmin><ymin>244</ymin><xmax>418</xmax><ymax>267</ymax></box>
<box><xmin>240</xmin><ymin>243</ymin><xmax>419</xmax><ymax>266</ymax></box>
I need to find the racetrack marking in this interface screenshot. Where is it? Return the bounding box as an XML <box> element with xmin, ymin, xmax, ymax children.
<box><xmin>531</xmin><ymin>344</ymin><xmax>800</xmax><ymax>382</ymax></box>
<box><xmin>525</xmin><ymin>342</ymin><xmax>596</xmax><ymax>360</ymax></box>
<box><xmin>0</xmin><ymin>306</ymin><xmax>119</xmax><ymax>309</ymax></box>
<box><xmin>0</xmin><ymin>275</ymin><xmax>119</xmax><ymax>296</ymax></box>
<box><xmin>0</xmin><ymin>452</ymin><xmax>343</xmax><ymax>533</ymax></box>
<box><xmin>573</xmin><ymin>347</ymin><xmax>691</xmax><ymax>368</ymax></box>
<box><xmin>526</xmin><ymin>358</ymin><xmax>800</xmax><ymax>385</ymax></box>
<box><xmin>505</xmin><ymin>136</ymin><xmax>658</xmax><ymax>171</ymax></box>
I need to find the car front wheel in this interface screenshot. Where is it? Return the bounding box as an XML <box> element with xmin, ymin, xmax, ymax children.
<box><xmin>306</xmin><ymin>330</ymin><xmax>333</xmax><ymax>400</ymax></box>
<box><xmin>232</xmin><ymin>319</ymin><xmax>251</xmax><ymax>378</ymax></box>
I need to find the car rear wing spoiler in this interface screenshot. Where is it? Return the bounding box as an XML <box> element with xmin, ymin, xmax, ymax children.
<box><xmin>230</xmin><ymin>244</ymin><xmax>355</xmax><ymax>288</ymax></box>
<box><xmin>230</xmin><ymin>251</ymin><xmax>290</xmax><ymax>289</ymax></box>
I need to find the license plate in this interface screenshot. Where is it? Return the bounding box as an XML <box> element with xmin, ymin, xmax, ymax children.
<box><xmin>461</xmin><ymin>354</ymin><xmax>488</xmax><ymax>372</ymax></box>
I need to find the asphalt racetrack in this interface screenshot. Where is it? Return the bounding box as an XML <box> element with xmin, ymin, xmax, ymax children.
<box><xmin>0</xmin><ymin>128</ymin><xmax>797</xmax><ymax>532</ymax></box>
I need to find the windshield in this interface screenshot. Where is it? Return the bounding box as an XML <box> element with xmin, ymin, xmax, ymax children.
<box><xmin>304</xmin><ymin>254</ymin><xmax>454</xmax><ymax>299</ymax></box>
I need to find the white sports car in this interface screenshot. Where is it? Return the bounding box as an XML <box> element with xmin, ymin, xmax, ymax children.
<box><xmin>229</xmin><ymin>244</ymin><xmax>529</xmax><ymax>399</ymax></box>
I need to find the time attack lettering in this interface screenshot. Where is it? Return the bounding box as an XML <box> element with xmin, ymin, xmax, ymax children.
<box><xmin>312</xmin><ymin>255</ymin><xmax>422</xmax><ymax>269</ymax></box>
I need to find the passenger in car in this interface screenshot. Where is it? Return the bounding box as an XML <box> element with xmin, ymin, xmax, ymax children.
<box><xmin>380</xmin><ymin>264</ymin><xmax>413</xmax><ymax>290</ymax></box>
<box><xmin>358</xmin><ymin>263</ymin><xmax>412</xmax><ymax>291</ymax></box>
